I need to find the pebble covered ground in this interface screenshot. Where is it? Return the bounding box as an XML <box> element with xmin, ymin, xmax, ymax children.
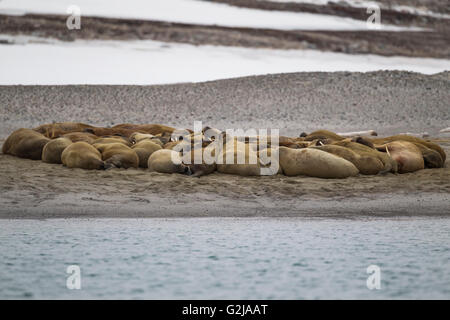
<box><xmin>0</xmin><ymin>71</ymin><xmax>449</xmax><ymax>139</ymax></box>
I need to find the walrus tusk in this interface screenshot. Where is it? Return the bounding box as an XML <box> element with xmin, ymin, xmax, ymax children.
<box><xmin>385</xmin><ymin>146</ymin><xmax>391</xmax><ymax>157</ymax></box>
<box><xmin>319</xmin><ymin>141</ymin><xmax>324</xmax><ymax>146</ymax></box>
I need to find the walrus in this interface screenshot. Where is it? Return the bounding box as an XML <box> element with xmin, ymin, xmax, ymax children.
<box><xmin>216</xmin><ymin>148</ymin><xmax>262</xmax><ymax>176</ymax></box>
<box><xmin>131</xmin><ymin>140</ymin><xmax>162</xmax><ymax>168</ymax></box>
<box><xmin>112</xmin><ymin>124</ymin><xmax>177</xmax><ymax>135</ymax></box>
<box><xmin>215</xmin><ymin>141</ymin><xmax>280</xmax><ymax>176</ymax></box>
<box><xmin>152</xmin><ymin>132</ymin><xmax>172</xmax><ymax>145</ymax></box>
<box><xmin>164</xmin><ymin>137</ymin><xmax>210</xmax><ymax>151</ymax></box>
<box><xmin>407</xmin><ymin>142</ymin><xmax>444</xmax><ymax>168</ymax></box>
<box><xmin>34</xmin><ymin>122</ymin><xmax>94</xmax><ymax>138</ymax></box>
<box><xmin>83</xmin><ymin>127</ymin><xmax>137</xmax><ymax>138</ymax></box>
<box><xmin>331</xmin><ymin>140</ymin><xmax>398</xmax><ymax>173</ymax></box>
<box><xmin>62</xmin><ymin>132</ymin><xmax>98</xmax><ymax>144</ymax></box>
<box><xmin>129</xmin><ymin>132</ymin><xmax>155</xmax><ymax>145</ymax></box>
<box><xmin>41</xmin><ymin>137</ymin><xmax>72</xmax><ymax>164</ymax></box>
<box><xmin>84</xmin><ymin>124</ymin><xmax>184</xmax><ymax>139</ymax></box>
<box><xmin>278</xmin><ymin>146</ymin><xmax>359</xmax><ymax>178</ymax></box>
<box><xmin>302</xmin><ymin>130</ymin><xmax>345</xmax><ymax>142</ymax></box>
<box><xmin>163</xmin><ymin>140</ymin><xmax>183</xmax><ymax>150</ymax></box>
<box><xmin>147</xmin><ymin>149</ymin><xmax>190</xmax><ymax>174</ymax></box>
<box><xmin>180</xmin><ymin>147</ymin><xmax>217</xmax><ymax>177</ymax></box>
<box><xmin>2</xmin><ymin>128</ymin><xmax>50</xmax><ymax>160</ymax></box>
<box><xmin>309</xmin><ymin>144</ymin><xmax>384</xmax><ymax>175</ymax></box>
<box><xmin>61</xmin><ymin>142</ymin><xmax>105</xmax><ymax>170</ymax></box>
<box><xmin>370</xmin><ymin>135</ymin><xmax>446</xmax><ymax>162</ymax></box>
<box><xmin>92</xmin><ymin>137</ymin><xmax>132</xmax><ymax>147</ymax></box>
<box><xmin>94</xmin><ymin>143</ymin><xmax>139</xmax><ymax>169</ymax></box>
<box><xmin>375</xmin><ymin>141</ymin><xmax>424</xmax><ymax>173</ymax></box>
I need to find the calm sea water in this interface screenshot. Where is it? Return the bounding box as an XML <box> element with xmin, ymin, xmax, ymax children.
<box><xmin>0</xmin><ymin>218</ymin><xmax>449</xmax><ymax>299</ymax></box>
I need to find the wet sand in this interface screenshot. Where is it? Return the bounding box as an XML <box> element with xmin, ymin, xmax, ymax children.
<box><xmin>0</xmin><ymin>144</ymin><xmax>449</xmax><ymax>218</ymax></box>
<box><xmin>0</xmin><ymin>71</ymin><xmax>449</xmax><ymax>218</ymax></box>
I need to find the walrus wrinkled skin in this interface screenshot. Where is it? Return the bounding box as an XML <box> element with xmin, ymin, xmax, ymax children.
<box><xmin>131</xmin><ymin>140</ymin><xmax>162</xmax><ymax>168</ymax></box>
<box><xmin>331</xmin><ymin>140</ymin><xmax>398</xmax><ymax>173</ymax></box>
<box><xmin>278</xmin><ymin>146</ymin><xmax>359</xmax><ymax>178</ymax></box>
<box><xmin>375</xmin><ymin>141</ymin><xmax>424</xmax><ymax>173</ymax></box>
<box><xmin>310</xmin><ymin>144</ymin><xmax>384</xmax><ymax>175</ymax></box>
<box><xmin>148</xmin><ymin>149</ymin><xmax>190</xmax><ymax>174</ymax></box>
<box><xmin>34</xmin><ymin>122</ymin><xmax>94</xmax><ymax>138</ymax></box>
<box><xmin>42</xmin><ymin>137</ymin><xmax>73</xmax><ymax>164</ymax></box>
<box><xmin>61</xmin><ymin>142</ymin><xmax>105</xmax><ymax>170</ymax></box>
<box><xmin>62</xmin><ymin>132</ymin><xmax>98</xmax><ymax>144</ymax></box>
<box><xmin>2</xmin><ymin>128</ymin><xmax>50</xmax><ymax>160</ymax></box>
<box><xmin>95</xmin><ymin>143</ymin><xmax>139</xmax><ymax>169</ymax></box>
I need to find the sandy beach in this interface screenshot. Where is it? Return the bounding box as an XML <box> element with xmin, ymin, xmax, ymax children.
<box><xmin>0</xmin><ymin>71</ymin><xmax>449</xmax><ymax>218</ymax></box>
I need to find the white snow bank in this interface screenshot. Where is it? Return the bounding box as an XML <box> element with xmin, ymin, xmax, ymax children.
<box><xmin>0</xmin><ymin>35</ymin><xmax>448</xmax><ymax>85</ymax></box>
<box><xmin>0</xmin><ymin>0</ymin><xmax>421</xmax><ymax>31</ymax></box>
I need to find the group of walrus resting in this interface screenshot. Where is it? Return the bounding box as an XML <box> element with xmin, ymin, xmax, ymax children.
<box><xmin>1</xmin><ymin>122</ymin><xmax>447</xmax><ymax>179</ymax></box>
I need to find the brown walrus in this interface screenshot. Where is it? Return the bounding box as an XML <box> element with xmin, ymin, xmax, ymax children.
<box><xmin>310</xmin><ymin>144</ymin><xmax>384</xmax><ymax>175</ymax></box>
<box><xmin>302</xmin><ymin>130</ymin><xmax>345</xmax><ymax>142</ymax></box>
<box><xmin>94</xmin><ymin>143</ymin><xmax>139</xmax><ymax>169</ymax></box>
<box><xmin>112</xmin><ymin>124</ymin><xmax>177</xmax><ymax>136</ymax></box>
<box><xmin>131</xmin><ymin>140</ymin><xmax>162</xmax><ymax>168</ymax></box>
<box><xmin>61</xmin><ymin>142</ymin><xmax>105</xmax><ymax>170</ymax></box>
<box><xmin>2</xmin><ymin>128</ymin><xmax>50</xmax><ymax>160</ymax></box>
<box><xmin>92</xmin><ymin>136</ymin><xmax>132</xmax><ymax>147</ymax></box>
<box><xmin>180</xmin><ymin>147</ymin><xmax>217</xmax><ymax>177</ymax></box>
<box><xmin>34</xmin><ymin>122</ymin><xmax>94</xmax><ymax>138</ymax></box>
<box><xmin>62</xmin><ymin>132</ymin><xmax>99</xmax><ymax>144</ymax></box>
<box><xmin>331</xmin><ymin>140</ymin><xmax>398</xmax><ymax>173</ymax></box>
<box><xmin>42</xmin><ymin>137</ymin><xmax>72</xmax><ymax>164</ymax></box>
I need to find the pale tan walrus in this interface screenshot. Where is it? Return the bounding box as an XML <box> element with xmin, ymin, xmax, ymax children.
<box><xmin>147</xmin><ymin>149</ymin><xmax>190</xmax><ymax>174</ymax></box>
<box><xmin>278</xmin><ymin>146</ymin><xmax>359</xmax><ymax>178</ymax></box>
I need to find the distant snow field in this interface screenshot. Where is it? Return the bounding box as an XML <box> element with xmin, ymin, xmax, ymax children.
<box><xmin>1</xmin><ymin>36</ymin><xmax>448</xmax><ymax>85</ymax></box>
<box><xmin>0</xmin><ymin>0</ymin><xmax>422</xmax><ymax>31</ymax></box>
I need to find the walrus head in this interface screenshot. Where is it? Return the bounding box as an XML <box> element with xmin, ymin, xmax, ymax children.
<box><xmin>203</xmin><ymin>126</ymin><xmax>224</xmax><ymax>142</ymax></box>
<box><xmin>84</xmin><ymin>128</ymin><xmax>96</xmax><ymax>135</ymax></box>
<box><xmin>351</xmin><ymin>136</ymin><xmax>375</xmax><ymax>149</ymax></box>
<box><xmin>179</xmin><ymin>164</ymin><xmax>192</xmax><ymax>175</ymax></box>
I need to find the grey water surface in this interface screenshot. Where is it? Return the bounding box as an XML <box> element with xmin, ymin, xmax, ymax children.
<box><xmin>1</xmin><ymin>218</ymin><xmax>449</xmax><ymax>299</ymax></box>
